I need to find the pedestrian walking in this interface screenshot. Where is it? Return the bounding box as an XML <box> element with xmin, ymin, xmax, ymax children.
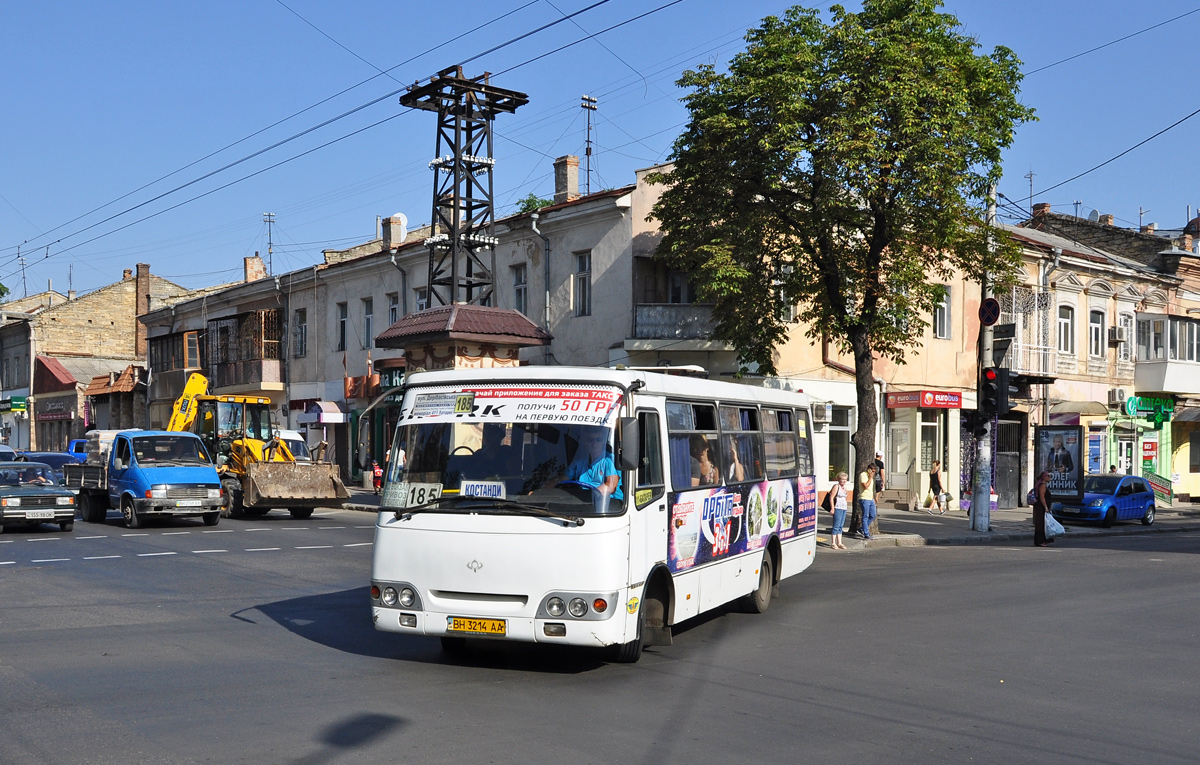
<box><xmin>1033</xmin><ymin>469</ymin><xmax>1054</xmax><ymax>547</ymax></box>
<box><xmin>827</xmin><ymin>472</ymin><xmax>849</xmax><ymax>549</ymax></box>
<box><xmin>858</xmin><ymin>463</ymin><xmax>878</xmax><ymax>540</ymax></box>
<box><xmin>926</xmin><ymin>459</ymin><xmax>945</xmax><ymax>515</ymax></box>
<box><xmin>873</xmin><ymin>452</ymin><xmax>886</xmax><ymax>494</ymax></box>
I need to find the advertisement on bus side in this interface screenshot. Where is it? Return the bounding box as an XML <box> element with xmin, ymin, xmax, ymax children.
<box><xmin>667</xmin><ymin>475</ymin><xmax>816</xmax><ymax>573</ymax></box>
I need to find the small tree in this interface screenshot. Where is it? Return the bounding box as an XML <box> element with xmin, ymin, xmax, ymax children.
<box><xmin>515</xmin><ymin>193</ymin><xmax>553</xmax><ymax>215</ymax></box>
<box><xmin>650</xmin><ymin>1</ymin><xmax>1033</xmax><ymax>534</ymax></box>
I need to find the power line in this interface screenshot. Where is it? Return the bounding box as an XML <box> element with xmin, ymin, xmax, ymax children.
<box><xmin>1025</xmin><ymin>6</ymin><xmax>1200</xmax><ymax>75</ymax></box>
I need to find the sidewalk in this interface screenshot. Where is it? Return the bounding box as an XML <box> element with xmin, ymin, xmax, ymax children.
<box><xmin>341</xmin><ymin>487</ymin><xmax>1200</xmax><ymax>549</ymax></box>
<box><xmin>823</xmin><ymin>501</ymin><xmax>1200</xmax><ymax>550</ymax></box>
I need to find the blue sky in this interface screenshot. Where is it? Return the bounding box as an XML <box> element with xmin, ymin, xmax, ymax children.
<box><xmin>2</xmin><ymin>1</ymin><xmax>1198</xmax><ymax>296</ymax></box>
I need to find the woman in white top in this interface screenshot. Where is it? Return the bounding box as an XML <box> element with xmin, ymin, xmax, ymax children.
<box><xmin>828</xmin><ymin>472</ymin><xmax>849</xmax><ymax>550</ymax></box>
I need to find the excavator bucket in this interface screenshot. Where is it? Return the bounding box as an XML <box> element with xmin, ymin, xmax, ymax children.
<box><xmin>243</xmin><ymin>461</ymin><xmax>349</xmax><ymax>509</ymax></box>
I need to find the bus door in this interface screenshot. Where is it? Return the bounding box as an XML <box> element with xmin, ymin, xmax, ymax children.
<box><xmin>628</xmin><ymin>408</ymin><xmax>668</xmax><ymax>590</ymax></box>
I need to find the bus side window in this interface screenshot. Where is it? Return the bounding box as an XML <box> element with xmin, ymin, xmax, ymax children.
<box><xmin>795</xmin><ymin>408</ymin><xmax>815</xmax><ymax>477</ymax></box>
<box><xmin>764</xmin><ymin>408</ymin><xmax>798</xmax><ymax>479</ymax></box>
<box><xmin>636</xmin><ymin>411</ymin><xmax>664</xmax><ymax>507</ymax></box>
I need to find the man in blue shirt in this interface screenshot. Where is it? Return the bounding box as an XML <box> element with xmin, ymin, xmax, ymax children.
<box><xmin>562</xmin><ymin>428</ymin><xmax>623</xmax><ymax>505</ymax></box>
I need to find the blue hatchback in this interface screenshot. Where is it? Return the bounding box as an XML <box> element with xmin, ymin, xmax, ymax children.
<box><xmin>1051</xmin><ymin>474</ymin><xmax>1156</xmax><ymax>527</ymax></box>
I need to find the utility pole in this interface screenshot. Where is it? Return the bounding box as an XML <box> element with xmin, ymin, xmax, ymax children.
<box><xmin>263</xmin><ymin>212</ymin><xmax>275</xmax><ymax>275</ymax></box>
<box><xmin>581</xmin><ymin>95</ymin><xmax>597</xmax><ymax>195</ymax></box>
<box><xmin>1024</xmin><ymin>169</ymin><xmax>1035</xmax><ymax>212</ymax></box>
<box><xmin>972</xmin><ymin>187</ymin><xmax>998</xmax><ymax>533</ymax></box>
<box><xmin>17</xmin><ymin>247</ymin><xmax>27</xmax><ymax>298</ymax></box>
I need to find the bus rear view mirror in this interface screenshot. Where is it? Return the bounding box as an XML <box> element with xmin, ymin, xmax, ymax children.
<box><xmin>616</xmin><ymin>417</ymin><xmax>639</xmax><ymax>472</ymax></box>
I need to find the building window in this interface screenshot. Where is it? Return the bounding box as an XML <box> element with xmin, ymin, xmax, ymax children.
<box><xmin>669</xmin><ymin>271</ymin><xmax>697</xmax><ymax>304</ymax></box>
<box><xmin>387</xmin><ymin>293</ymin><xmax>399</xmax><ymax>325</ymax></box>
<box><xmin>1118</xmin><ymin>312</ymin><xmax>1133</xmax><ymax>362</ymax></box>
<box><xmin>336</xmin><ymin>302</ymin><xmax>348</xmax><ymax>353</ymax></box>
<box><xmin>293</xmin><ymin>309</ymin><xmax>307</xmax><ymax>358</ymax></box>
<box><xmin>513</xmin><ymin>264</ymin><xmax>528</xmax><ymax>316</ymax></box>
<box><xmin>149</xmin><ymin>331</ymin><xmax>203</xmax><ymax>372</ymax></box>
<box><xmin>574</xmin><ymin>251</ymin><xmax>591</xmax><ymax>317</ymax></box>
<box><xmin>415</xmin><ymin>288</ymin><xmax>429</xmax><ymax>312</ymax></box>
<box><xmin>363</xmin><ymin>298</ymin><xmax>374</xmax><ymax>350</ymax></box>
<box><xmin>933</xmin><ymin>286</ymin><xmax>951</xmax><ymax>339</ymax></box>
<box><xmin>1057</xmin><ymin>305</ymin><xmax>1075</xmax><ymax>354</ymax></box>
<box><xmin>1088</xmin><ymin>310</ymin><xmax>1105</xmax><ymax>358</ymax></box>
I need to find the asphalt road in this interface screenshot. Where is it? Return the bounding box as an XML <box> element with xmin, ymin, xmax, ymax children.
<box><xmin>2</xmin><ymin>513</ymin><xmax>1199</xmax><ymax>764</ymax></box>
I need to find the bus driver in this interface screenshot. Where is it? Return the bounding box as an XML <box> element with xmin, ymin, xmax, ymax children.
<box><xmin>556</xmin><ymin>427</ymin><xmax>623</xmax><ymax>510</ymax></box>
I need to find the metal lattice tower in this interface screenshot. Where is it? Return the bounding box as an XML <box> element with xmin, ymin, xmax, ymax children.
<box><xmin>400</xmin><ymin>66</ymin><xmax>528</xmax><ymax>307</ymax></box>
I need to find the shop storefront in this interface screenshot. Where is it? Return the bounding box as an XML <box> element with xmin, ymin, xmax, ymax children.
<box><xmin>34</xmin><ymin>395</ymin><xmax>78</xmax><ymax>452</ymax></box>
<box><xmin>885</xmin><ymin>389</ymin><xmax>962</xmax><ymax>507</ymax></box>
<box><xmin>0</xmin><ymin>396</ymin><xmax>29</xmax><ymax>449</ymax></box>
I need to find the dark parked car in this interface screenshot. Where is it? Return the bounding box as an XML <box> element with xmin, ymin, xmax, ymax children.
<box><xmin>1050</xmin><ymin>474</ymin><xmax>1156</xmax><ymax>527</ymax></box>
<box><xmin>17</xmin><ymin>452</ymin><xmax>77</xmax><ymax>485</ymax></box>
<box><xmin>0</xmin><ymin>461</ymin><xmax>76</xmax><ymax>533</ymax></box>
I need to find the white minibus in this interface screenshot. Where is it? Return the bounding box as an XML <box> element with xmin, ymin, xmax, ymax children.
<box><xmin>369</xmin><ymin>366</ymin><xmax>817</xmax><ymax>661</ymax></box>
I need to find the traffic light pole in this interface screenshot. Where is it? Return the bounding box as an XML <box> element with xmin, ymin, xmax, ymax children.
<box><xmin>972</xmin><ymin>190</ymin><xmax>997</xmax><ymax>533</ymax></box>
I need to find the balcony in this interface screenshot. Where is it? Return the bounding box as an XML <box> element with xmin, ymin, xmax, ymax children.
<box><xmin>633</xmin><ymin>304</ymin><xmax>716</xmax><ymax>340</ymax></box>
<box><xmin>1135</xmin><ymin>358</ymin><xmax>1200</xmax><ymax>396</ymax></box>
<box><xmin>211</xmin><ymin>359</ymin><xmax>283</xmax><ymax>391</ymax></box>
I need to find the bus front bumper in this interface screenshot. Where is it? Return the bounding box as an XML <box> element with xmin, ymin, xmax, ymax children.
<box><xmin>371</xmin><ymin>605</ymin><xmax>632</xmax><ymax>648</ymax></box>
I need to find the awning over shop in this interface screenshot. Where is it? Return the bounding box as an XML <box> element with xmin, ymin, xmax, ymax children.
<box><xmin>296</xmin><ymin>400</ymin><xmax>347</xmax><ymax>424</ymax></box>
<box><xmin>1049</xmin><ymin>401</ymin><xmax>1108</xmax><ymax>416</ymax></box>
<box><xmin>1172</xmin><ymin>407</ymin><xmax>1200</xmax><ymax>423</ymax></box>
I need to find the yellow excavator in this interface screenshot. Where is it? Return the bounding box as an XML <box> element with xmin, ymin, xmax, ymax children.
<box><xmin>167</xmin><ymin>373</ymin><xmax>349</xmax><ymax>519</ymax></box>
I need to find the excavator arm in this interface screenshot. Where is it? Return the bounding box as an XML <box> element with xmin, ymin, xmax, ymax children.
<box><xmin>167</xmin><ymin>373</ymin><xmax>210</xmax><ymax>432</ymax></box>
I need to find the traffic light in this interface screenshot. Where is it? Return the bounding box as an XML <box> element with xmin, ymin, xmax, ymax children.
<box><xmin>980</xmin><ymin>367</ymin><xmax>1000</xmax><ymax>416</ymax></box>
<box><xmin>996</xmin><ymin>368</ymin><xmax>1019</xmax><ymax>416</ymax></box>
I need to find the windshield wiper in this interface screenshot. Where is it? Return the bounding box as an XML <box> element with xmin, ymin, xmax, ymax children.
<box><xmin>396</xmin><ymin>494</ymin><xmax>585</xmax><ymax>526</ymax></box>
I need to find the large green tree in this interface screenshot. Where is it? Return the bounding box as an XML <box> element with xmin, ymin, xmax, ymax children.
<box><xmin>650</xmin><ymin>0</ymin><xmax>1033</xmax><ymax>533</ymax></box>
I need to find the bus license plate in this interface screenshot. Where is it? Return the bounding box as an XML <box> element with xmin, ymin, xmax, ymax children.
<box><xmin>176</xmin><ymin>500</ymin><xmax>202</xmax><ymax>507</ymax></box>
<box><xmin>447</xmin><ymin>617</ymin><xmax>506</xmax><ymax>636</ymax></box>
<box><xmin>25</xmin><ymin>510</ymin><xmax>54</xmax><ymax>519</ymax></box>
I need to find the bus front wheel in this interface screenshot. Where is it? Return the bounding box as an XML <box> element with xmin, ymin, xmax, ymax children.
<box><xmin>745</xmin><ymin>553</ymin><xmax>773</xmax><ymax>614</ymax></box>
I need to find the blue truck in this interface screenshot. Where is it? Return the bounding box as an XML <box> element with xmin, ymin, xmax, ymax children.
<box><xmin>64</xmin><ymin>430</ymin><xmax>224</xmax><ymax>527</ymax></box>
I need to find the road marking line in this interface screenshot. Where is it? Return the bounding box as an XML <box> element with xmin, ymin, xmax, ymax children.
<box><xmin>84</xmin><ymin>555</ymin><xmax>122</xmax><ymax>560</ymax></box>
<box><xmin>32</xmin><ymin>558</ymin><xmax>70</xmax><ymax>563</ymax></box>
<box><xmin>344</xmin><ymin>542</ymin><xmax>373</xmax><ymax>547</ymax></box>
<box><xmin>0</xmin><ymin>561</ymin><xmax>14</xmax><ymax>565</ymax></box>
<box><xmin>296</xmin><ymin>545</ymin><xmax>332</xmax><ymax>550</ymax></box>
<box><xmin>28</xmin><ymin>537</ymin><xmax>62</xmax><ymax>542</ymax></box>
<box><xmin>163</xmin><ymin>531</ymin><xmax>191</xmax><ymax>535</ymax></box>
<box><xmin>354</xmin><ymin>525</ymin><xmax>373</xmax><ymax>529</ymax></box>
<box><xmin>138</xmin><ymin>552</ymin><xmax>177</xmax><ymax>557</ymax></box>
<box><xmin>318</xmin><ymin>526</ymin><xmax>345</xmax><ymax>530</ymax></box>
<box><xmin>245</xmin><ymin>528</ymin><xmax>270</xmax><ymax>532</ymax></box>
<box><xmin>192</xmin><ymin>550</ymin><xmax>227</xmax><ymax>554</ymax></box>
<box><xmin>75</xmin><ymin>535</ymin><xmax>106</xmax><ymax>539</ymax></box>
<box><xmin>246</xmin><ymin>547</ymin><xmax>280</xmax><ymax>552</ymax></box>
<box><xmin>281</xmin><ymin>527</ymin><xmax>306</xmax><ymax>531</ymax></box>
<box><xmin>0</xmin><ymin>540</ymin><xmax>12</xmax><ymax>544</ymax></box>
<box><xmin>202</xmin><ymin>529</ymin><xmax>234</xmax><ymax>533</ymax></box>
<box><xmin>122</xmin><ymin>533</ymin><xmax>149</xmax><ymax>537</ymax></box>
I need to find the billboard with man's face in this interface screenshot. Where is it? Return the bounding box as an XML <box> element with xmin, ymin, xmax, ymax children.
<box><xmin>1035</xmin><ymin>425</ymin><xmax>1084</xmax><ymax>503</ymax></box>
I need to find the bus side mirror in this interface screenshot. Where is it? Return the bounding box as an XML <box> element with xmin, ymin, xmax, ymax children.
<box><xmin>616</xmin><ymin>417</ymin><xmax>639</xmax><ymax>472</ymax></box>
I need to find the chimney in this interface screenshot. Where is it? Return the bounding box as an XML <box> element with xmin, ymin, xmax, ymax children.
<box><xmin>123</xmin><ymin>268</ymin><xmax>133</xmax><ymax>280</ymax></box>
<box><xmin>135</xmin><ymin>263</ymin><xmax>151</xmax><ymax>358</ymax></box>
<box><xmin>67</xmin><ymin>290</ymin><xmax>76</xmax><ymax>301</ymax></box>
<box><xmin>1182</xmin><ymin>233</ymin><xmax>1194</xmax><ymax>252</ymax></box>
<box><xmin>1141</xmin><ymin>223</ymin><xmax>1157</xmax><ymax>234</ymax></box>
<box><xmin>553</xmin><ymin>155</ymin><xmax>580</xmax><ymax>204</ymax></box>
<box><xmin>1098</xmin><ymin>213</ymin><xmax>1114</xmax><ymax>226</ymax></box>
<box><xmin>244</xmin><ymin>255</ymin><xmax>267</xmax><ymax>282</ymax></box>
<box><xmin>382</xmin><ymin>214</ymin><xmax>407</xmax><ymax>250</ymax></box>
<box><xmin>1032</xmin><ymin>202</ymin><xmax>1050</xmax><ymax>219</ymax></box>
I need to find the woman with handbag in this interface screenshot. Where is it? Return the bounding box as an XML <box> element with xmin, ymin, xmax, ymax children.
<box><xmin>926</xmin><ymin>459</ymin><xmax>945</xmax><ymax>515</ymax></box>
<box><xmin>826</xmin><ymin>472</ymin><xmax>849</xmax><ymax>550</ymax></box>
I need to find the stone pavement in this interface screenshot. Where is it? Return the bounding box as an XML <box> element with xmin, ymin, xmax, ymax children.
<box><xmin>342</xmin><ymin>486</ymin><xmax>1200</xmax><ymax>550</ymax></box>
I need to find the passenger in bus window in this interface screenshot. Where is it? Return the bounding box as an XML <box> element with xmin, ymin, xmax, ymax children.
<box><xmin>722</xmin><ymin>435</ymin><xmax>747</xmax><ymax>483</ymax></box>
<box><xmin>690</xmin><ymin>435</ymin><xmax>720</xmax><ymax>486</ymax></box>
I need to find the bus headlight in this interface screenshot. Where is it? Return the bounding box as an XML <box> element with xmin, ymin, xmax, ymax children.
<box><xmin>381</xmin><ymin>587</ymin><xmax>399</xmax><ymax>606</ymax></box>
<box><xmin>546</xmin><ymin>597</ymin><xmax>566</xmax><ymax>617</ymax></box>
<box><xmin>399</xmin><ymin>588</ymin><xmax>416</xmax><ymax>608</ymax></box>
<box><xmin>568</xmin><ymin>598</ymin><xmax>588</xmax><ymax>618</ymax></box>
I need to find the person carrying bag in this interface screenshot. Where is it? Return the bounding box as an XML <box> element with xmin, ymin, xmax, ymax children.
<box><xmin>826</xmin><ymin>472</ymin><xmax>849</xmax><ymax>550</ymax></box>
<box><xmin>925</xmin><ymin>459</ymin><xmax>946</xmax><ymax>515</ymax></box>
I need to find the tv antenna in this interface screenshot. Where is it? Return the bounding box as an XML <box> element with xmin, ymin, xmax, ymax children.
<box><xmin>1139</xmin><ymin>207</ymin><xmax>1151</xmax><ymax>228</ymax></box>
<box><xmin>263</xmin><ymin>212</ymin><xmax>275</xmax><ymax>275</ymax></box>
<box><xmin>582</xmin><ymin>95</ymin><xmax>597</xmax><ymax>195</ymax></box>
<box><xmin>1024</xmin><ymin>169</ymin><xmax>1035</xmax><ymax>210</ymax></box>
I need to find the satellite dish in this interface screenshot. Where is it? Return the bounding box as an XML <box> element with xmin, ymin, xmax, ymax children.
<box><xmin>391</xmin><ymin>213</ymin><xmax>408</xmax><ymax>244</ymax></box>
<box><xmin>1087</xmin><ymin>209</ymin><xmax>1100</xmax><ymax>223</ymax></box>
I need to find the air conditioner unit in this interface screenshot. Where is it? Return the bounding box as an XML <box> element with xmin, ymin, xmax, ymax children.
<box><xmin>1109</xmin><ymin>325</ymin><xmax>1128</xmax><ymax>344</ymax></box>
<box><xmin>812</xmin><ymin>403</ymin><xmax>832</xmax><ymax>423</ymax></box>
<box><xmin>1108</xmin><ymin>388</ymin><xmax>1127</xmax><ymax>407</ymax></box>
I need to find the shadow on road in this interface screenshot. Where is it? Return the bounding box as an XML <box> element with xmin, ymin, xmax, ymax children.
<box><xmin>1048</xmin><ymin>525</ymin><xmax>1200</xmax><ymax>555</ymax></box>
<box><xmin>291</xmin><ymin>712</ymin><xmax>406</xmax><ymax>765</ymax></box>
<box><xmin>250</xmin><ymin>588</ymin><xmax>606</xmax><ymax>673</ymax></box>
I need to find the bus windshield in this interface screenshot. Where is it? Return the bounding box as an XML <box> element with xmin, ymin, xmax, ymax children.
<box><xmin>384</xmin><ymin>419</ymin><xmax>625</xmax><ymax>516</ymax></box>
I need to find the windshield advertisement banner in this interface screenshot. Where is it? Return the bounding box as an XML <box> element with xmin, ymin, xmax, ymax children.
<box><xmin>401</xmin><ymin>384</ymin><xmax>623</xmax><ymax>427</ymax></box>
<box><xmin>668</xmin><ymin>476</ymin><xmax>816</xmax><ymax>573</ymax></box>
<box><xmin>1035</xmin><ymin>425</ymin><xmax>1084</xmax><ymax>503</ymax></box>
